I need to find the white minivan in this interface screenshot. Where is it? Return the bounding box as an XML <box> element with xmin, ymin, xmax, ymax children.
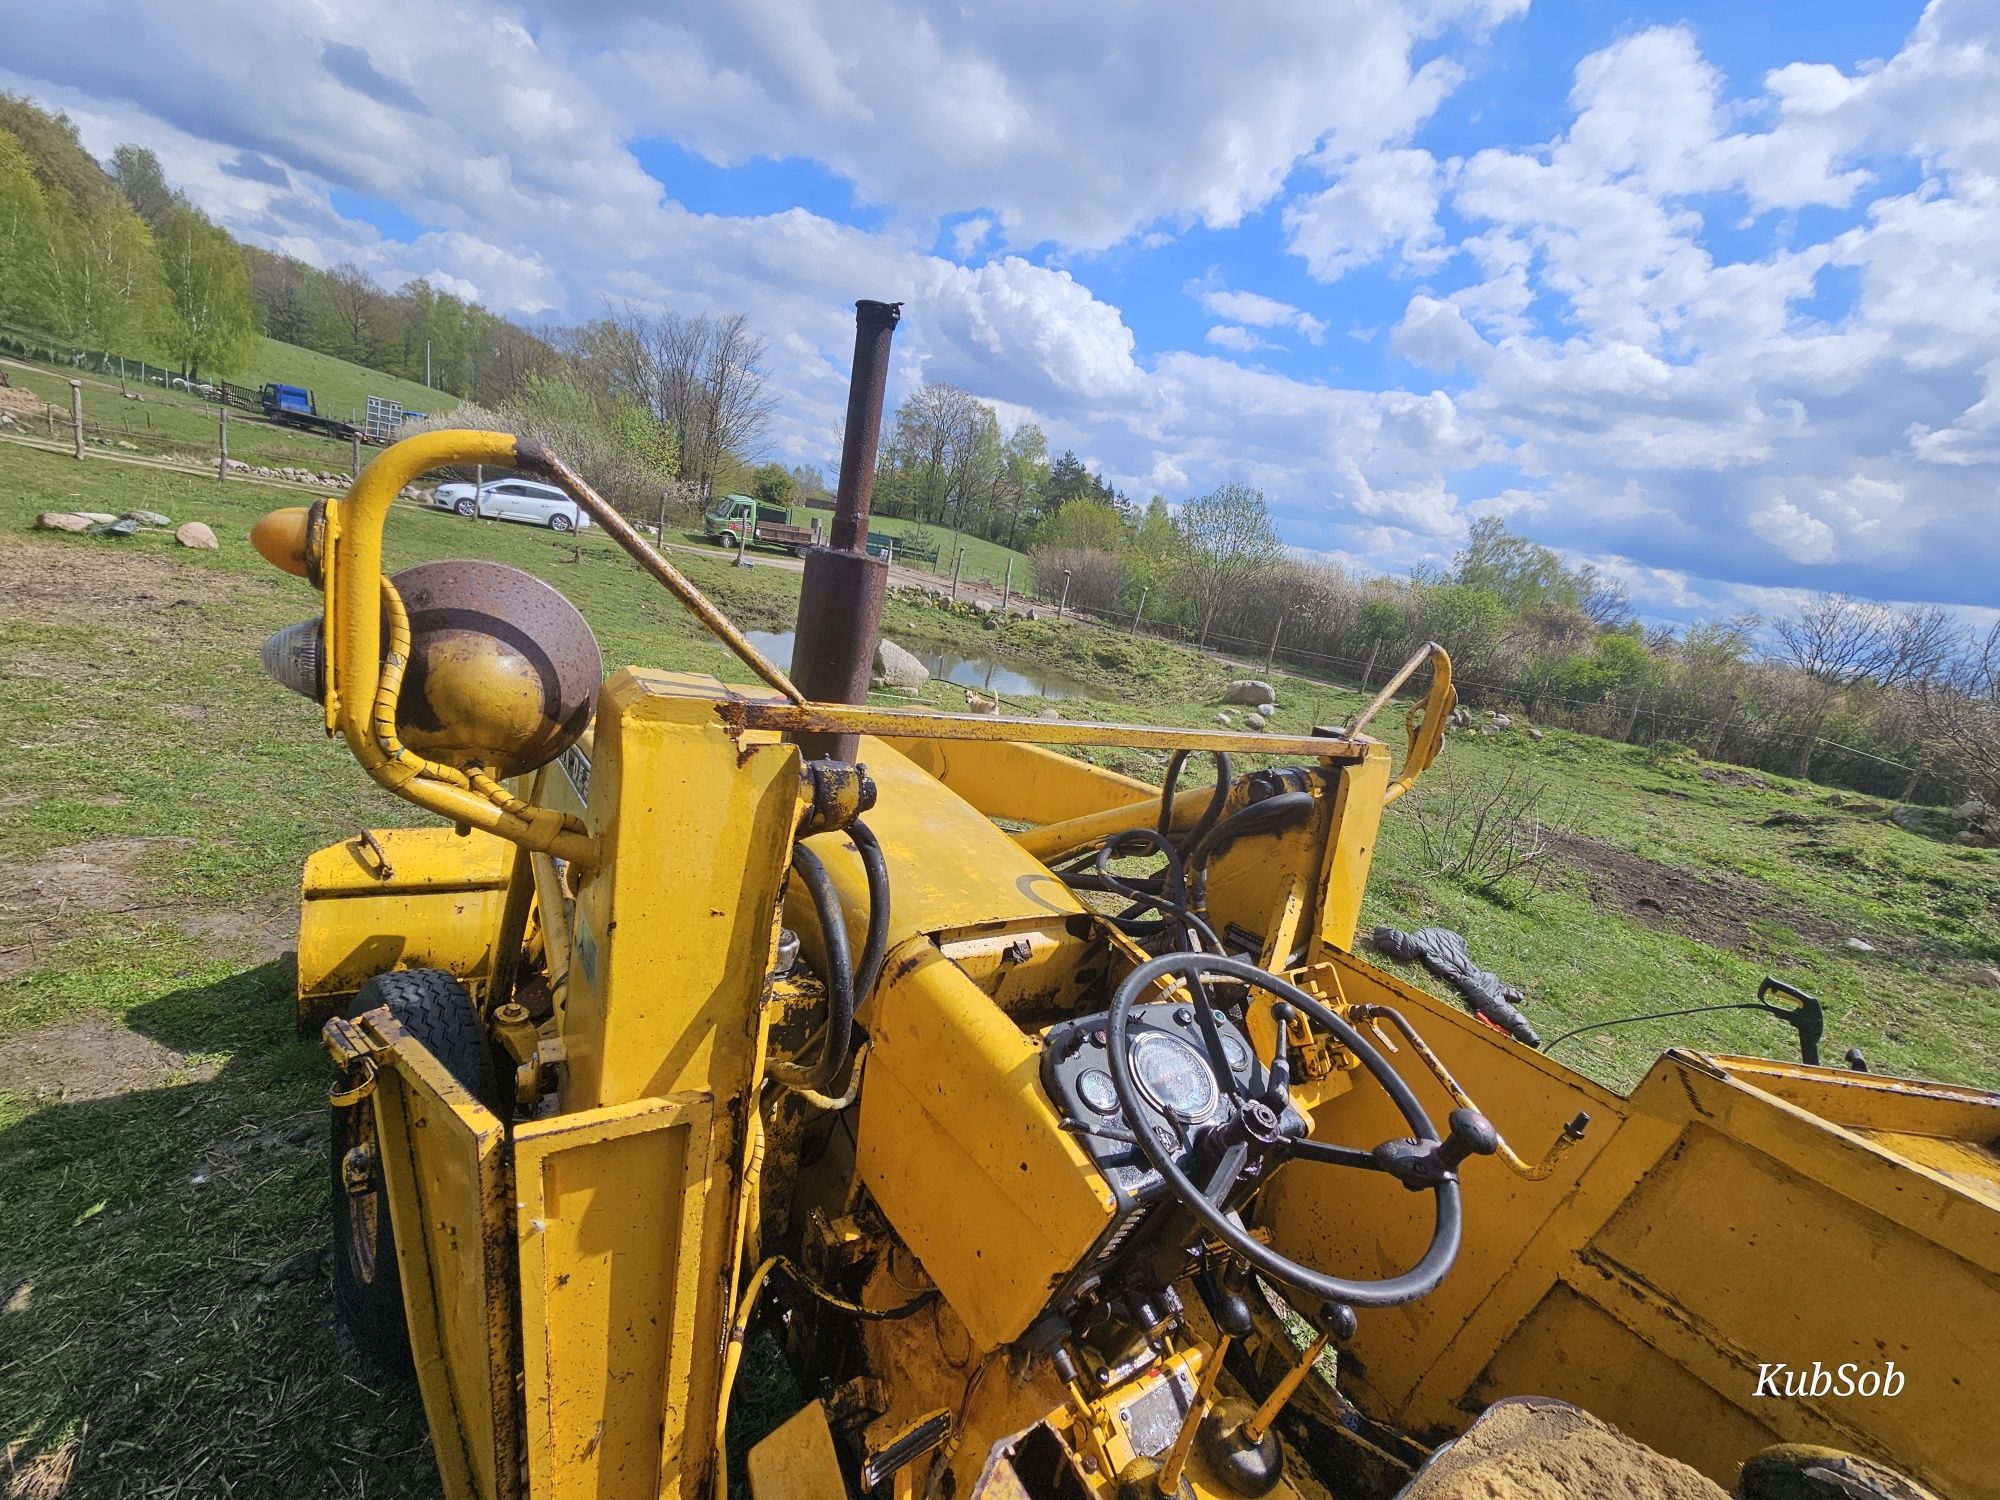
<box><xmin>432</xmin><ymin>478</ymin><xmax>591</xmax><ymax>532</ymax></box>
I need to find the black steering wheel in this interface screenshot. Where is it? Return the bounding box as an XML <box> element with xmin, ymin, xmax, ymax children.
<box><xmin>1106</xmin><ymin>951</ymin><xmax>1493</xmax><ymax>1309</ymax></box>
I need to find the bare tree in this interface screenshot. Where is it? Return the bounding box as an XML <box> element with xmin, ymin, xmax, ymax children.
<box><xmin>1175</xmin><ymin>482</ymin><xmax>1284</xmax><ymax>646</ymax></box>
<box><xmin>1916</xmin><ymin>624</ymin><xmax>2000</xmax><ymax>806</ymax></box>
<box><xmin>577</xmin><ymin>306</ymin><xmax>777</xmax><ymax>500</ymax></box>
<box><xmin>1771</xmin><ymin>594</ymin><xmax>1960</xmax><ymax>775</ymax></box>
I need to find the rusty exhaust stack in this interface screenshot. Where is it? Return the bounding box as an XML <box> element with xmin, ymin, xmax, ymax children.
<box><xmin>792</xmin><ymin>299</ymin><xmax>901</xmax><ymax>760</ymax></box>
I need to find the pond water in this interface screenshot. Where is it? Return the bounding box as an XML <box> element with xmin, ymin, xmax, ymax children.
<box><xmin>744</xmin><ymin>630</ymin><xmax>1097</xmax><ymax>702</ymax></box>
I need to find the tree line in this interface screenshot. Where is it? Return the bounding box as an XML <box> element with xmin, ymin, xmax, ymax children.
<box><xmin>0</xmin><ymin>95</ymin><xmax>555</xmax><ymax>402</ymax></box>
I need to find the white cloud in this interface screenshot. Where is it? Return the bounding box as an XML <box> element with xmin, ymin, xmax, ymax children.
<box><xmin>950</xmin><ymin>216</ymin><xmax>994</xmax><ymax>258</ymax></box>
<box><xmin>1205</xmin><ymin>325</ymin><xmax>1275</xmax><ymax>353</ymax></box>
<box><xmin>1283</xmin><ymin>147</ymin><xmax>1451</xmax><ymax>281</ymax></box>
<box><xmin>569</xmin><ymin>1</ymin><xmax>1513</xmax><ymax>251</ymax></box>
<box><xmin>1189</xmin><ymin>282</ymin><xmax>1327</xmax><ymax>342</ymax></box>
<box><xmin>1749</xmin><ymin>498</ymin><xmax>1839</xmax><ymax>565</ymax></box>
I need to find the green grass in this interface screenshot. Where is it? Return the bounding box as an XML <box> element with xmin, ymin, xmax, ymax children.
<box><xmin>862</xmin><ymin>515</ymin><xmax>1036</xmax><ymax>592</ymax></box>
<box><xmin>1</xmin><ymin>337</ymin><xmax>456</xmax><ymax>479</ymax></box>
<box><xmin>252</xmin><ymin>338</ymin><xmax>454</xmax><ymax>428</ymax></box>
<box><xmin>1</xmin><ymin>439</ymin><xmax>1995</xmax><ymax>1494</ymax></box>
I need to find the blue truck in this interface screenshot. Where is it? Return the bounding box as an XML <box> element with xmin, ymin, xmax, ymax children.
<box><xmin>259</xmin><ymin>382</ymin><xmax>359</xmax><ymax>442</ymax></box>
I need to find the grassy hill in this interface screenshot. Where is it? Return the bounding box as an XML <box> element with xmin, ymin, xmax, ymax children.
<box><xmin>251</xmin><ymin>338</ymin><xmax>455</xmax><ymax>425</ymax></box>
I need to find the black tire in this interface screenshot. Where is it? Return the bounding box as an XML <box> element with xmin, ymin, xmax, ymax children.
<box><xmin>453</xmin><ymin>497</ymin><xmax>476</xmax><ymax>516</ymax></box>
<box><xmin>329</xmin><ymin>969</ymin><xmax>498</xmax><ymax>1368</ymax></box>
<box><xmin>548</xmin><ymin>512</ymin><xmax>573</xmax><ymax>532</ymax></box>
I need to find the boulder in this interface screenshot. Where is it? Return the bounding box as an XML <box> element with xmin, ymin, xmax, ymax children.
<box><xmin>175</xmin><ymin>521</ymin><xmax>219</xmax><ymax>550</ymax></box>
<box><xmin>1213</xmin><ymin>712</ymin><xmax>1233</xmax><ymax>726</ymax></box>
<box><xmin>1974</xmin><ymin>965</ymin><xmax>2000</xmax><ymax>990</ymax></box>
<box><xmin>1245</xmin><ymin>712</ymin><xmax>1268</xmax><ymax>730</ymax></box>
<box><xmin>870</xmin><ymin>638</ymin><xmax>930</xmax><ymax>693</ymax></box>
<box><xmin>129</xmin><ymin>509</ymin><xmax>171</xmax><ymax>527</ymax></box>
<box><xmin>1035</xmin><ymin>707</ymin><xmax>1060</xmax><ymax>720</ymax></box>
<box><xmin>75</xmin><ymin>512</ymin><xmax>118</xmax><ymax>525</ymax></box>
<box><xmin>1845</xmin><ymin>937</ymin><xmax>1876</xmax><ymax>952</ymax></box>
<box><xmin>36</xmin><ymin>511</ymin><xmax>93</xmax><ymax>533</ymax></box>
<box><xmin>115</xmin><ymin>440</ymin><xmax>138</xmax><ymax>451</ymax></box>
<box><xmin>1492</xmin><ymin>712</ymin><xmax>1513</xmax><ymax>729</ymax></box>
<box><xmin>1255</xmin><ymin>701</ymin><xmax>1275</xmax><ymax>717</ymax></box>
<box><xmin>1888</xmin><ymin>805</ymin><xmax>1930</xmax><ymax>833</ymax></box>
<box><xmin>1527</xmin><ymin>727</ymin><xmax>1544</xmax><ymax>742</ymax></box>
<box><xmin>1223</xmin><ymin>679</ymin><xmax>1276</xmax><ymax>705</ymax></box>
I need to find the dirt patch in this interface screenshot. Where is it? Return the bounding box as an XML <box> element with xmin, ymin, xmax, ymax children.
<box><xmin>3</xmin><ymin>1435</ymin><xmax>79</xmax><ymax>1500</ymax></box>
<box><xmin>1548</xmin><ymin>831</ymin><xmax>1850</xmax><ymax>957</ymax></box>
<box><xmin>0</xmin><ymin>836</ymin><xmax>192</xmax><ymax>925</ymax></box>
<box><xmin>0</xmin><ymin>1012</ymin><xmax>218</xmax><ymax>1103</ymax></box>
<box><xmin>0</xmin><ymin>531</ymin><xmax>279</xmax><ymax>633</ymax></box>
<box><xmin>190</xmin><ymin>1111</ymin><xmax>318</xmax><ymax>1187</ymax></box>
<box><xmin>0</xmin><ymin>381</ymin><xmax>52</xmax><ymax>424</ymax></box>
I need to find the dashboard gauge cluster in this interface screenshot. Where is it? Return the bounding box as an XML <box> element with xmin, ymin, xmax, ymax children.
<box><xmin>1040</xmin><ymin>1000</ymin><xmax>1262</xmax><ymax>1205</ymax></box>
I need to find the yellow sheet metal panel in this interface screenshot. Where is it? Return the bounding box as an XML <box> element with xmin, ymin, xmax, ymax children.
<box><xmin>1258</xmin><ymin>953</ymin><xmax>1625</xmax><ymax>1418</ymax></box>
<box><xmin>553</xmin><ymin>671</ymin><xmax>793</xmax><ymax>1499</ymax></box>
<box><xmin>560</xmin><ymin>669</ymin><xmax>798</xmax><ymax>1108</ymax></box>
<box><xmin>746</xmin><ymin>1400</ymin><xmax>844</xmax><ymax>1500</ymax></box>
<box><xmin>297</xmin><ymin>827</ymin><xmax>513</xmax><ymax>1021</ymax></box>
<box><xmin>371</xmin><ymin>1035</ymin><xmax>519</xmax><ymax>1500</ymax></box>
<box><xmin>1470</xmin><ymin>1281</ymin><xmax>1781</xmax><ymax>1471</ymax></box>
<box><xmin>786</xmin><ymin>739</ymin><xmax>1084</xmax><ymax>966</ymax></box>
<box><xmin>882</xmin><ymin>735</ymin><xmax>1158</xmax><ymax>828</ymax></box>
<box><xmin>514</xmin><ymin>1094</ymin><xmax>716</xmax><ymax>1500</ymax></box>
<box><xmin>1309</xmin><ymin>743</ymin><xmax>1388</xmax><ymax>958</ymax></box>
<box><xmin>856</xmin><ymin>944</ymin><xmax>1114</xmax><ymax>1351</ymax></box>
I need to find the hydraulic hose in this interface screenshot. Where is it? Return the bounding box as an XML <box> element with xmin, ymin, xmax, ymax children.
<box><xmin>1159</xmin><ymin>749</ymin><xmax>1232</xmax><ymax>857</ymax></box>
<box><xmin>849</xmin><ymin>821</ymin><xmax>892</xmax><ymax>1012</ymax></box>
<box><xmin>771</xmin><ymin>843</ymin><xmax>854</xmax><ymax>1093</ymax></box>
<box><xmin>1186</xmin><ymin>790</ymin><xmax>1316</xmax><ymax>906</ymax></box>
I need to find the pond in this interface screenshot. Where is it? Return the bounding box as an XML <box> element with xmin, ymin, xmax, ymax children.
<box><xmin>744</xmin><ymin>630</ymin><xmax>1098</xmax><ymax>702</ymax></box>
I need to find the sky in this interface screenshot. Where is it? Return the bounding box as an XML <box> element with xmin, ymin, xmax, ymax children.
<box><xmin>7</xmin><ymin>0</ymin><xmax>1999</xmax><ymax>630</ymax></box>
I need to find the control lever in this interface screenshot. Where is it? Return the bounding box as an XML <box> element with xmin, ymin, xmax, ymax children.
<box><xmin>1371</xmin><ymin>1109</ymin><xmax>1499</xmax><ymax>1192</ymax></box>
<box><xmin>1755</xmin><ymin>977</ymin><xmax>1825</xmax><ymax>1066</ymax></box>
<box><xmin>1240</xmin><ymin>1301</ymin><xmax>1354</xmax><ymax>1445</ymax></box>
<box><xmin>1264</xmin><ymin>1000</ymin><xmax>1295</xmax><ymax>1106</ymax></box>
<box><xmin>1154</xmin><ymin>1289</ymin><xmax>1250</xmax><ymax>1496</ymax></box>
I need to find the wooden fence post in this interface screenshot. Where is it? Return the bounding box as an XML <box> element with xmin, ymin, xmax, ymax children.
<box><xmin>1131</xmin><ymin>587</ymin><xmax>1148</xmax><ymax>636</ymax></box>
<box><xmin>1001</xmin><ymin>557</ymin><xmax>1013</xmax><ymax>612</ymax></box>
<box><xmin>1265</xmin><ymin>611</ymin><xmax>1285</xmax><ymax>675</ymax></box>
<box><xmin>352</xmin><ymin>432</ymin><xmax>363</xmax><ymax>479</ymax></box>
<box><xmin>69</xmin><ymin>380</ymin><xmax>84</xmax><ymax>460</ymax></box>
<box><xmin>217</xmin><ymin>402</ymin><xmax>228</xmax><ymax>480</ymax></box>
<box><xmin>1361</xmin><ymin>640</ymin><xmax>1381</xmax><ymax>690</ymax></box>
<box><xmin>950</xmin><ymin>546</ymin><xmax>964</xmax><ymax>603</ymax></box>
<box><xmin>1058</xmin><ymin>569</ymin><xmax>1071</xmax><ymax>620</ymax></box>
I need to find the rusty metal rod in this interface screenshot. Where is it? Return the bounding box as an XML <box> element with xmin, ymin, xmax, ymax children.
<box><xmin>518</xmin><ymin>440</ymin><xmax>805</xmax><ymax>704</ymax></box>
<box><xmin>1346</xmin><ymin>640</ymin><xmax>1444</xmax><ymax>739</ymax></box>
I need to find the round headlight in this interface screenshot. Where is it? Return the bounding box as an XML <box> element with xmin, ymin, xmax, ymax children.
<box><xmin>1131</xmin><ymin>1032</ymin><xmax>1219</xmax><ymax>1121</ymax></box>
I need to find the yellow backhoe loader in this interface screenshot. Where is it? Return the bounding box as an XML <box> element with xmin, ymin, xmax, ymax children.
<box><xmin>246</xmin><ymin>301</ymin><xmax>1997</xmax><ymax>1500</ymax></box>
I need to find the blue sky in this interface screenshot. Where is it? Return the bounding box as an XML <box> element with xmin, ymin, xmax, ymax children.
<box><xmin>6</xmin><ymin>0</ymin><xmax>1998</xmax><ymax>629</ymax></box>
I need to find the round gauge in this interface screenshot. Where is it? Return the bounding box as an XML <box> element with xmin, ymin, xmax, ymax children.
<box><xmin>1131</xmin><ymin>1032</ymin><xmax>1220</xmax><ymax>1120</ymax></box>
<box><xmin>1077</xmin><ymin>1068</ymin><xmax>1119</xmax><ymax>1115</ymax></box>
<box><xmin>1218</xmin><ymin>1030</ymin><xmax>1250</xmax><ymax>1073</ymax></box>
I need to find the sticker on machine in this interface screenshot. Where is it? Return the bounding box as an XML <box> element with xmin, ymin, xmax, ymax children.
<box><xmin>559</xmin><ymin>742</ymin><xmax>591</xmax><ymax>804</ymax></box>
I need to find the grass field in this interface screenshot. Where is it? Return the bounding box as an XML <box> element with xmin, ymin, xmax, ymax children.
<box><xmin>2</xmin><ymin>438</ymin><xmax>1995</xmax><ymax>1495</ymax></box>
<box><xmin>0</xmin><ymin>337</ymin><xmax>456</xmax><ymax>479</ymax></box>
<box><xmin>861</xmin><ymin>514</ymin><xmax>1036</xmax><ymax>592</ymax></box>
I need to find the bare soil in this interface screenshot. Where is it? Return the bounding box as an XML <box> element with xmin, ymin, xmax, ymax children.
<box><xmin>1548</xmin><ymin>830</ymin><xmax>1852</xmax><ymax>957</ymax></box>
<box><xmin>0</xmin><ymin>1012</ymin><xmax>218</xmax><ymax>1104</ymax></box>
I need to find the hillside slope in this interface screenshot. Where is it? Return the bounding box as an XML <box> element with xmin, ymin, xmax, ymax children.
<box><xmin>252</xmin><ymin>338</ymin><xmax>455</xmax><ymax>423</ymax></box>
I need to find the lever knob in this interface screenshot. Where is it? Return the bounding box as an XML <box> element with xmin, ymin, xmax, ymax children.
<box><xmin>1439</xmin><ymin>1109</ymin><xmax>1498</xmax><ymax>1171</ymax></box>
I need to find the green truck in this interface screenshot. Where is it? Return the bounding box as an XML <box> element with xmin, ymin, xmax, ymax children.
<box><xmin>702</xmin><ymin>494</ymin><xmax>817</xmax><ymax>555</ymax></box>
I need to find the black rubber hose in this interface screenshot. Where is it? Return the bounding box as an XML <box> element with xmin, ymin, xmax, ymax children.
<box><xmin>1185</xmin><ymin>790</ymin><xmax>1316</xmax><ymax>906</ymax></box>
<box><xmin>848</xmin><ymin>821</ymin><xmax>892</xmax><ymax>1012</ymax></box>
<box><xmin>1158</xmin><ymin>749</ymin><xmax>1233</xmax><ymax>856</ymax></box>
<box><xmin>779</xmin><ymin>843</ymin><xmax>854</xmax><ymax>1092</ymax></box>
